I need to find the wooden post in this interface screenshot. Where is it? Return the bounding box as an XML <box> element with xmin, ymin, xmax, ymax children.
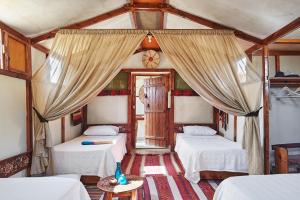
<box><xmin>275</xmin><ymin>55</ymin><xmax>280</xmax><ymax>73</ymax></box>
<box><xmin>25</xmin><ymin>80</ymin><xmax>33</xmax><ymax>176</ymax></box>
<box><xmin>61</xmin><ymin>117</ymin><xmax>65</xmax><ymax>143</ymax></box>
<box><xmin>233</xmin><ymin>115</ymin><xmax>237</xmax><ymax>142</ymax></box>
<box><xmin>262</xmin><ymin>45</ymin><xmax>270</xmax><ymax>174</ymax></box>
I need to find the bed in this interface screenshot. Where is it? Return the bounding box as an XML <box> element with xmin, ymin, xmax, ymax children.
<box><xmin>0</xmin><ymin>176</ymin><xmax>90</xmax><ymax>200</ymax></box>
<box><xmin>50</xmin><ymin>133</ymin><xmax>127</xmax><ymax>178</ymax></box>
<box><xmin>214</xmin><ymin>174</ymin><xmax>300</xmax><ymax>200</ymax></box>
<box><xmin>175</xmin><ymin>129</ymin><xmax>248</xmax><ymax>183</ymax></box>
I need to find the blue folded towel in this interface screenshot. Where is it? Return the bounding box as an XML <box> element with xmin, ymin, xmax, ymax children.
<box><xmin>81</xmin><ymin>141</ymin><xmax>94</xmax><ymax>145</ymax></box>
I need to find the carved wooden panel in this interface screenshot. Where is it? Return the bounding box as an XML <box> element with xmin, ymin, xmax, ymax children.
<box><xmin>0</xmin><ymin>152</ymin><xmax>31</xmax><ymax>177</ymax></box>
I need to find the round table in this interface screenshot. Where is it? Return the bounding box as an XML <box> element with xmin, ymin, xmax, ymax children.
<box><xmin>97</xmin><ymin>175</ymin><xmax>144</xmax><ymax>200</ymax></box>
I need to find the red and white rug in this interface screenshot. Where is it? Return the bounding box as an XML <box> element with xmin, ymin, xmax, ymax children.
<box><xmin>86</xmin><ymin>153</ymin><xmax>220</xmax><ymax>200</ymax></box>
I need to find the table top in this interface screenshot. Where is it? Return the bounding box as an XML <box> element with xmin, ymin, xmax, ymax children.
<box><xmin>97</xmin><ymin>175</ymin><xmax>144</xmax><ymax>193</ymax></box>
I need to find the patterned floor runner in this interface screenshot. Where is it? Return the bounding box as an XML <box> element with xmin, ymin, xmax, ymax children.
<box><xmin>86</xmin><ymin>153</ymin><xmax>220</xmax><ymax>200</ymax></box>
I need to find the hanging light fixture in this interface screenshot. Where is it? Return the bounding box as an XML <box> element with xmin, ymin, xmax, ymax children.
<box><xmin>147</xmin><ymin>34</ymin><xmax>152</xmax><ymax>43</ymax></box>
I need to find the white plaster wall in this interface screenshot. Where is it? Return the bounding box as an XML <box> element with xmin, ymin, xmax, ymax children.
<box><xmin>31</xmin><ymin>47</ymin><xmax>46</xmax><ymax>74</ymax></box>
<box><xmin>280</xmin><ymin>56</ymin><xmax>300</xmax><ymax>75</ymax></box>
<box><xmin>65</xmin><ymin>114</ymin><xmax>82</xmax><ymax>141</ymax></box>
<box><xmin>87</xmin><ymin>96</ymin><xmax>128</xmax><ymax>124</ymax></box>
<box><xmin>174</xmin><ymin>96</ymin><xmax>213</xmax><ymax>123</ymax></box>
<box><xmin>0</xmin><ymin>75</ymin><xmax>26</xmax><ymax>161</ymax></box>
<box><xmin>48</xmin><ymin>119</ymin><xmax>62</xmax><ymax>146</ymax></box>
<box><xmin>252</xmin><ymin>55</ymin><xmax>275</xmax><ymax>77</ymax></box>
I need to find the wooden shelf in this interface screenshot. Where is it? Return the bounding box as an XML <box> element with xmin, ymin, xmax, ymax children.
<box><xmin>270</xmin><ymin>77</ymin><xmax>300</xmax><ymax>87</ymax></box>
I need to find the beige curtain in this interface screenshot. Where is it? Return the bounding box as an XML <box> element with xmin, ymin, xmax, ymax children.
<box><xmin>152</xmin><ymin>30</ymin><xmax>263</xmax><ymax>174</ymax></box>
<box><xmin>31</xmin><ymin>29</ymin><xmax>147</xmax><ymax>174</ymax></box>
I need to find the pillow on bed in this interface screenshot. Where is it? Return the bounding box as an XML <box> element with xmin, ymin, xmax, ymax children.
<box><xmin>83</xmin><ymin>125</ymin><xmax>119</xmax><ymax>136</ymax></box>
<box><xmin>183</xmin><ymin>126</ymin><xmax>217</xmax><ymax>136</ymax></box>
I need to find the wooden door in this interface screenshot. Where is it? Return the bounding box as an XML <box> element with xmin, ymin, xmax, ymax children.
<box><xmin>144</xmin><ymin>76</ymin><xmax>168</xmax><ymax>147</ymax></box>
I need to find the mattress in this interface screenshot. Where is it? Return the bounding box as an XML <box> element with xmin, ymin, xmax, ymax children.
<box><xmin>50</xmin><ymin>134</ymin><xmax>127</xmax><ymax>177</ymax></box>
<box><xmin>214</xmin><ymin>174</ymin><xmax>300</xmax><ymax>200</ymax></box>
<box><xmin>0</xmin><ymin>177</ymin><xmax>90</xmax><ymax>200</ymax></box>
<box><xmin>175</xmin><ymin>134</ymin><xmax>248</xmax><ymax>183</ymax></box>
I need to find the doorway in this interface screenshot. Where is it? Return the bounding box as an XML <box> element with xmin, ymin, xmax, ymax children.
<box><xmin>131</xmin><ymin>72</ymin><xmax>170</xmax><ymax>149</ymax></box>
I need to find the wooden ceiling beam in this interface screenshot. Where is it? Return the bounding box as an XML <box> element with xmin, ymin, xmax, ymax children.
<box><xmin>274</xmin><ymin>38</ymin><xmax>300</xmax><ymax>44</ymax></box>
<box><xmin>263</xmin><ymin>17</ymin><xmax>300</xmax><ymax>45</ymax></box>
<box><xmin>31</xmin><ymin>43</ymin><xmax>50</xmax><ymax>55</ymax></box>
<box><xmin>165</xmin><ymin>5</ymin><xmax>263</xmax><ymax>44</ymax></box>
<box><xmin>246</xmin><ymin>17</ymin><xmax>300</xmax><ymax>54</ymax></box>
<box><xmin>30</xmin><ymin>6</ymin><xmax>130</xmax><ymax>44</ymax></box>
<box><xmin>253</xmin><ymin>50</ymin><xmax>300</xmax><ymax>56</ymax></box>
<box><xmin>30</xmin><ymin>2</ymin><xmax>263</xmax><ymax>45</ymax></box>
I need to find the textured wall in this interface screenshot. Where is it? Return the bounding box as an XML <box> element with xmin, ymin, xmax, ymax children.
<box><xmin>0</xmin><ymin>75</ymin><xmax>27</xmax><ymax>177</ymax></box>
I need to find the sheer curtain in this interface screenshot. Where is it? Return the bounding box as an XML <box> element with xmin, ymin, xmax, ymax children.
<box><xmin>31</xmin><ymin>29</ymin><xmax>147</xmax><ymax>174</ymax></box>
<box><xmin>152</xmin><ymin>30</ymin><xmax>263</xmax><ymax>174</ymax></box>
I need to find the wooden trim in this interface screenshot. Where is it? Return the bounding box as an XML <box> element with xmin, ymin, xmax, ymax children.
<box><xmin>165</xmin><ymin>5</ymin><xmax>263</xmax><ymax>44</ymax></box>
<box><xmin>0</xmin><ymin>152</ymin><xmax>31</xmax><ymax>177</ymax></box>
<box><xmin>61</xmin><ymin>117</ymin><xmax>65</xmax><ymax>143</ymax></box>
<box><xmin>30</xmin><ymin>6</ymin><xmax>130</xmax><ymax>43</ymax></box>
<box><xmin>200</xmin><ymin>171</ymin><xmax>248</xmax><ymax>179</ymax></box>
<box><xmin>245</xmin><ymin>44</ymin><xmax>261</xmax><ymax>55</ymax></box>
<box><xmin>272</xmin><ymin>143</ymin><xmax>300</xmax><ymax>150</ymax></box>
<box><xmin>31</xmin><ymin>43</ymin><xmax>50</xmax><ymax>55</ymax></box>
<box><xmin>123</xmin><ymin>68</ymin><xmax>172</xmax><ymax>72</ymax></box>
<box><xmin>171</xmin><ymin>89</ymin><xmax>198</xmax><ymax>96</ymax></box>
<box><xmin>274</xmin><ymin>38</ymin><xmax>300</xmax><ymax>44</ymax></box>
<box><xmin>169</xmin><ymin>69</ymin><xmax>175</xmax><ymax>150</ymax></box>
<box><xmin>253</xmin><ymin>50</ymin><xmax>300</xmax><ymax>56</ymax></box>
<box><xmin>26</xmin><ymin>80</ymin><xmax>33</xmax><ymax>175</ymax></box>
<box><xmin>98</xmin><ymin>89</ymin><xmax>130</xmax><ymax>96</ymax></box>
<box><xmin>275</xmin><ymin>55</ymin><xmax>280</xmax><ymax>73</ymax></box>
<box><xmin>233</xmin><ymin>115</ymin><xmax>237</xmax><ymax>142</ymax></box>
<box><xmin>270</xmin><ymin>77</ymin><xmax>300</xmax><ymax>87</ymax></box>
<box><xmin>0</xmin><ymin>21</ymin><xmax>29</xmax><ymax>42</ymax></box>
<box><xmin>263</xmin><ymin>17</ymin><xmax>300</xmax><ymax>45</ymax></box>
<box><xmin>81</xmin><ymin>105</ymin><xmax>88</xmax><ymax>133</ymax></box>
<box><xmin>262</xmin><ymin>45</ymin><xmax>270</xmax><ymax>174</ymax></box>
<box><xmin>246</xmin><ymin>17</ymin><xmax>300</xmax><ymax>54</ymax></box>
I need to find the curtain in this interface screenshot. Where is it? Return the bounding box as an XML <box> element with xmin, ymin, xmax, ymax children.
<box><xmin>152</xmin><ymin>30</ymin><xmax>263</xmax><ymax>174</ymax></box>
<box><xmin>31</xmin><ymin>29</ymin><xmax>147</xmax><ymax>175</ymax></box>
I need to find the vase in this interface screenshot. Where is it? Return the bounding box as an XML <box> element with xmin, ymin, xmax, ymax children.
<box><xmin>115</xmin><ymin>162</ymin><xmax>122</xmax><ymax>180</ymax></box>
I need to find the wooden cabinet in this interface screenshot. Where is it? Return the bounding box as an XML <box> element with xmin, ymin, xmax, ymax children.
<box><xmin>0</xmin><ymin>29</ymin><xmax>31</xmax><ymax>79</ymax></box>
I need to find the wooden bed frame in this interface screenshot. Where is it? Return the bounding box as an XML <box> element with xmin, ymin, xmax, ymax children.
<box><xmin>174</xmin><ymin>123</ymin><xmax>248</xmax><ymax>180</ymax></box>
<box><xmin>80</xmin><ymin>123</ymin><xmax>130</xmax><ymax>185</ymax></box>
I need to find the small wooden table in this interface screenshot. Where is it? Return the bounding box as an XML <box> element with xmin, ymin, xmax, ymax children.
<box><xmin>97</xmin><ymin>175</ymin><xmax>144</xmax><ymax>200</ymax></box>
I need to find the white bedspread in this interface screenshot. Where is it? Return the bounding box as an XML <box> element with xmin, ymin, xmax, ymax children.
<box><xmin>0</xmin><ymin>177</ymin><xmax>90</xmax><ymax>200</ymax></box>
<box><xmin>51</xmin><ymin>134</ymin><xmax>127</xmax><ymax>177</ymax></box>
<box><xmin>175</xmin><ymin>134</ymin><xmax>248</xmax><ymax>183</ymax></box>
<box><xmin>214</xmin><ymin>174</ymin><xmax>300</xmax><ymax>200</ymax></box>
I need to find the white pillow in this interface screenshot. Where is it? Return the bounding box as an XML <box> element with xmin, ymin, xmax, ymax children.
<box><xmin>83</xmin><ymin>125</ymin><xmax>119</xmax><ymax>136</ymax></box>
<box><xmin>183</xmin><ymin>126</ymin><xmax>217</xmax><ymax>136</ymax></box>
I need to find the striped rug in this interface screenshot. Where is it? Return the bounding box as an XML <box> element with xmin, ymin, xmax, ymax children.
<box><xmin>86</xmin><ymin>153</ymin><xmax>220</xmax><ymax>200</ymax></box>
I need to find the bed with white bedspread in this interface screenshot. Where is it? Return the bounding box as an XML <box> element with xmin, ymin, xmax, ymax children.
<box><xmin>0</xmin><ymin>176</ymin><xmax>90</xmax><ymax>200</ymax></box>
<box><xmin>175</xmin><ymin>134</ymin><xmax>248</xmax><ymax>183</ymax></box>
<box><xmin>50</xmin><ymin>134</ymin><xmax>127</xmax><ymax>177</ymax></box>
<box><xmin>214</xmin><ymin>174</ymin><xmax>300</xmax><ymax>200</ymax></box>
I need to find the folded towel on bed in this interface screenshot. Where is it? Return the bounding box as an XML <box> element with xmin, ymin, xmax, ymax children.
<box><xmin>81</xmin><ymin>140</ymin><xmax>113</xmax><ymax>145</ymax></box>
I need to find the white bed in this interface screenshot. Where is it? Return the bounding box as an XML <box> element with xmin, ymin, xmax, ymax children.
<box><xmin>214</xmin><ymin>174</ymin><xmax>300</xmax><ymax>200</ymax></box>
<box><xmin>0</xmin><ymin>176</ymin><xmax>90</xmax><ymax>200</ymax></box>
<box><xmin>50</xmin><ymin>134</ymin><xmax>127</xmax><ymax>177</ymax></box>
<box><xmin>175</xmin><ymin>134</ymin><xmax>248</xmax><ymax>183</ymax></box>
